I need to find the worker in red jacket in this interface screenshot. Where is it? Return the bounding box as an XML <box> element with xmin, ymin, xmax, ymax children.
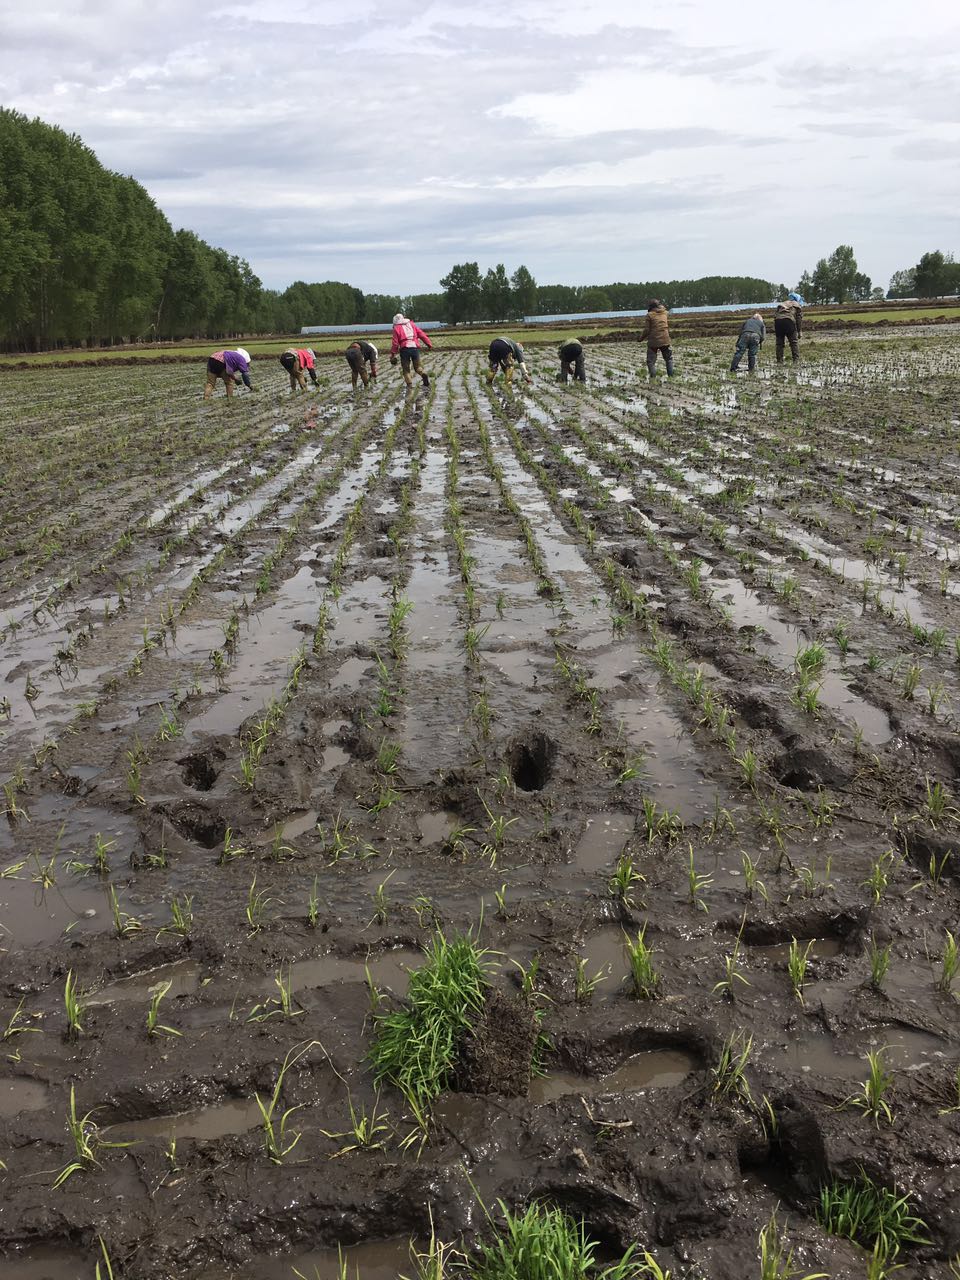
<box><xmin>389</xmin><ymin>313</ymin><xmax>432</xmax><ymax>389</ymax></box>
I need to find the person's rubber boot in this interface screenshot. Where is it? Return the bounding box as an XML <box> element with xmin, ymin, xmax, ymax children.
<box><xmin>485</xmin><ymin>369</ymin><xmax>494</xmax><ymax>384</ymax></box>
<box><xmin>421</xmin><ymin>372</ymin><xmax>429</xmax><ymax>387</ymax></box>
<box><xmin>505</xmin><ymin>365</ymin><xmax>514</xmax><ymax>387</ymax></box>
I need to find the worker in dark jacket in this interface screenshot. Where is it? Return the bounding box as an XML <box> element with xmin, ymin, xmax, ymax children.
<box><xmin>486</xmin><ymin>337</ymin><xmax>531</xmax><ymax>386</ymax></box>
<box><xmin>345</xmin><ymin>340</ymin><xmax>378</xmax><ymax>389</ymax></box>
<box><xmin>558</xmin><ymin>339</ymin><xmax>586</xmax><ymax>383</ymax></box>
<box><xmin>774</xmin><ymin>295</ymin><xmax>803</xmax><ymax>362</ymax></box>
<box><xmin>730</xmin><ymin>313</ymin><xmax>766</xmax><ymax>372</ymax></box>
<box><xmin>639</xmin><ymin>300</ymin><xmax>674</xmax><ymax>377</ymax></box>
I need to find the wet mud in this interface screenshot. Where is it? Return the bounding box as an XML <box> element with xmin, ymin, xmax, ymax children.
<box><xmin>1</xmin><ymin>335</ymin><xmax>960</xmax><ymax>1277</ymax></box>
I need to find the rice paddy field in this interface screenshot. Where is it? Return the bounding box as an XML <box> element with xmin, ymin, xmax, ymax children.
<box><xmin>1</xmin><ymin>327</ymin><xmax>959</xmax><ymax>1279</ymax></box>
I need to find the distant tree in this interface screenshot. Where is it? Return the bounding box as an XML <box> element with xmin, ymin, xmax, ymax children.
<box><xmin>851</xmin><ymin>271</ymin><xmax>872</xmax><ymax>301</ymax></box>
<box><xmin>407</xmin><ymin>291</ymin><xmax>445</xmax><ymax>319</ymax></box>
<box><xmin>481</xmin><ymin>264</ymin><xmax>512</xmax><ymax>321</ymax></box>
<box><xmin>577</xmin><ymin>287</ymin><xmax>612</xmax><ymax>314</ymax></box>
<box><xmin>534</xmin><ymin>284</ymin><xmax>580</xmax><ymax>315</ymax></box>
<box><xmin>914</xmin><ymin>250</ymin><xmax>959</xmax><ymax>298</ymax></box>
<box><xmin>510</xmin><ymin>264</ymin><xmax>537</xmax><ymax>317</ymax></box>
<box><xmin>439</xmin><ymin>262</ymin><xmax>482</xmax><ymax>324</ymax></box>
<box><xmin>365</xmin><ymin>294</ymin><xmax>404</xmax><ymax>324</ymax></box>
<box><xmin>798</xmin><ymin>246</ymin><xmax>861</xmax><ymax>303</ymax></box>
<box><xmin>870</xmin><ymin>286</ymin><xmax>885</xmax><ymax>301</ymax></box>
<box><xmin>887</xmin><ymin>268</ymin><xmax>916</xmax><ymax>299</ymax></box>
<box><xmin>795</xmin><ymin>271</ymin><xmax>814</xmax><ymax>301</ymax></box>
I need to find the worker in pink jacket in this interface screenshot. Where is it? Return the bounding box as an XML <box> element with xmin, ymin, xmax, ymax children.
<box><xmin>279</xmin><ymin>347</ymin><xmax>318</xmax><ymax>392</ymax></box>
<box><xmin>389</xmin><ymin>313</ymin><xmax>432</xmax><ymax>389</ymax></box>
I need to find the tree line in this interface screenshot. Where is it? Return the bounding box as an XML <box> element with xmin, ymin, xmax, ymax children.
<box><xmin>887</xmin><ymin>250</ymin><xmax>960</xmax><ymax>300</ymax></box>
<box><xmin>437</xmin><ymin>262</ymin><xmax>782</xmax><ymax>324</ymax></box>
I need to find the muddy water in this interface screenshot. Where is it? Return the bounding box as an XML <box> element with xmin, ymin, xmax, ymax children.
<box><xmin>0</xmin><ymin>1247</ymin><xmax>93</xmax><ymax>1279</ymax></box>
<box><xmin>0</xmin><ymin>1077</ymin><xmax>51</xmax><ymax>1118</ymax></box>
<box><xmin>401</xmin><ymin>433</ymin><xmax>471</xmax><ymax>777</ymax></box>
<box><xmin>530</xmin><ymin>1049</ymin><xmax>695</xmax><ymax>1101</ymax></box>
<box><xmin>200</xmin><ymin>1237</ymin><xmax>413</xmax><ymax>1280</ymax></box>
<box><xmin>575</xmin><ymin>812</ymin><xmax>636</xmax><ymax>871</ymax></box>
<box><xmin>105</xmin><ymin>1095</ymin><xmax>265</xmax><ymax>1142</ymax></box>
<box><xmin>765</xmin><ymin>1025</ymin><xmax>948</xmax><ymax>1079</ymax></box>
<box><xmin>88</xmin><ymin>957</ymin><xmax>203</xmax><ymax>1004</ymax></box>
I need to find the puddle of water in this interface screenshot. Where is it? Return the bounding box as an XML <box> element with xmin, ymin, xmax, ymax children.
<box><xmin>766</xmin><ymin>1025</ymin><xmax>947</xmax><ymax>1080</ymax></box>
<box><xmin>748</xmin><ymin>938</ymin><xmax>843</xmax><ymax>963</ymax></box>
<box><xmin>88</xmin><ymin>958</ymin><xmax>202</xmax><ymax>1005</ymax></box>
<box><xmin>105</xmin><ymin>1095</ymin><xmax>264</xmax><ymax>1142</ymax></box>
<box><xmin>575</xmin><ymin>813</ymin><xmax>635</xmax><ymax>872</ymax></box>
<box><xmin>0</xmin><ymin>1248</ymin><xmax>92</xmax><ymax>1280</ymax></box>
<box><xmin>260</xmin><ymin>809</ymin><xmax>318</xmax><ymax>844</ymax></box>
<box><xmin>611</xmin><ymin>698</ymin><xmax>720</xmax><ymax>822</ymax></box>
<box><xmin>530</xmin><ymin>1049</ymin><xmax>695</xmax><ymax>1101</ymax></box>
<box><xmin>329</xmin><ymin>655</ymin><xmax>374</xmax><ymax>692</ymax></box>
<box><xmin>417</xmin><ymin>811</ymin><xmax>456</xmax><ymax>845</ymax></box>
<box><xmin>201</xmin><ymin>1237</ymin><xmax>412</xmax><ymax>1280</ymax></box>
<box><xmin>0</xmin><ymin>1077</ymin><xmax>51</xmax><ymax>1118</ymax></box>
<box><xmin>285</xmin><ymin>947</ymin><xmax>417</xmax><ymax>995</ymax></box>
<box><xmin>320</xmin><ymin>743</ymin><xmax>351</xmax><ymax>773</ymax></box>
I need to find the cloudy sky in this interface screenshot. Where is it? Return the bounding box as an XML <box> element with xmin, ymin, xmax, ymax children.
<box><xmin>2</xmin><ymin>0</ymin><xmax>958</xmax><ymax>296</ymax></box>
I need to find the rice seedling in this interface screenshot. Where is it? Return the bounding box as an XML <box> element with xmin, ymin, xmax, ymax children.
<box><xmin>713</xmin><ymin>926</ymin><xmax>750</xmax><ymax>1000</ymax></box>
<box><xmin>863</xmin><ymin>850</ymin><xmax>896</xmax><ymax>904</ymax></box>
<box><xmin>938</xmin><ymin>929</ymin><xmax>959</xmax><ymax>994</ymax></box>
<box><xmin>736</xmin><ymin>747</ymin><xmax>759</xmax><ymax>789</ymax></box>
<box><xmin>687</xmin><ymin>845</ymin><xmax>712</xmax><ymax>913</ymax></box>
<box><xmin>624</xmin><ymin>925</ymin><xmax>659</xmax><ymax>999</ymax></box>
<box><xmin>370</xmin><ymin>930</ymin><xmax>493</xmax><ymax>1127</ymax></box>
<box><xmin>841</xmin><ymin>1048</ymin><xmax>895</xmax><ymax>1127</ymax></box>
<box><xmin>371</xmin><ymin>870</ymin><xmax>395</xmax><ymax>925</ymax></box>
<box><xmin>156</xmin><ymin>893</ymin><xmax>193</xmax><ymax>940</ymax></box>
<box><xmin>52</xmin><ymin>1084</ymin><xmax>134</xmax><ymax>1188</ymax></box>
<box><xmin>787</xmin><ymin>938</ymin><xmax>814</xmax><ymax>1002</ymax></box>
<box><xmin>609</xmin><ymin>851</ymin><xmax>644</xmax><ymax>908</ymax></box>
<box><xmin>901</xmin><ymin>661</ymin><xmax>922</xmax><ymax>699</ymax></box>
<box><xmin>108</xmin><ymin>885</ymin><xmax>142</xmax><ymax>938</ymax></box>
<box><xmin>615</xmin><ymin>754</ymin><xmax>645</xmax><ymax>785</ymax></box>
<box><xmin>471</xmin><ymin>1199</ymin><xmax>649</xmax><ymax>1280</ymax></box>
<box><xmin>63</xmin><ymin>969</ymin><xmax>88</xmax><ymax>1039</ymax></box>
<box><xmin>245</xmin><ymin>875</ymin><xmax>274</xmax><ymax>934</ymax></box>
<box><xmin>94</xmin><ymin>1236</ymin><xmax>115</xmax><ymax>1280</ymax></box>
<box><xmin>145</xmin><ymin>980</ymin><xmax>182</xmax><ymax>1038</ymax></box>
<box><xmin>376</xmin><ymin>737</ymin><xmax>401</xmax><ymax>775</ymax></box>
<box><xmin>30</xmin><ymin>852</ymin><xmax>57</xmax><ymax>889</ymax></box>
<box><xmin>493</xmin><ymin>883</ymin><xmax>508</xmax><ymax>920</ymax></box>
<box><xmin>306</xmin><ymin>876</ymin><xmax>320</xmax><ymax>928</ymax></box>
<box><xmin>463</xmin><ymin>621</ymin><xmax>491</xmax><ymax>662</ymax></box>
<box><xmin>741</xmin><ymin>850</ymin><xmax>767</xmax><ymax>901</ymax></box>
<box><xmin>247</xmin><ymin>964</ymin><xmax>303</xmax><ymax>1023</ymax></box>
<box><xmin>574</xmin><ymin>956</ymin><xmax>608</xmax><ymax>1003</ymax></box>
<box><xmin>757</xmin><ymin>1208</ymin><xmax>828</xmax><ymax>1280</ymax></box>
<box><xmin>255</xmin><ymin>1040</ymin><xmax>320</xmax><ymax>1164</ymax></box>
<box><xmin>711</xmin><ymin>1030</ymin><xmax>753</xmax><ymax>1105</ymax></box>
<box><xmin>321</xmin><ymin>1091</ymin><xmax>391</xmax><ymax>1157</ymax></box>
<box><xmin>816</xmin><ymin>1171</ymin><xmax>928</xmax><ymax>1259</ymax></box>
<box><xmin>218</xmin><ymin>825</ymin><xmax>247</xmax><ymax>864</ymax></box>
<box><xmin>868</xmin><ymin>936</ymin><xmax>892</xmax><ymax>990</ymax></box>
<box><xmin>795</xmin><ymin>641</ymin><xmax>827</xmax><ymax>680</ymax></box>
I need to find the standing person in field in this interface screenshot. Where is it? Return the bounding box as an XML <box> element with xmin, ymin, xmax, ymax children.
<box><xmin>279</xmin><ymin>347</ymin><xmax>319</xmax><ymax>392</ymax></box>
<box><xmin>729</xmin><ymin>313</ymin><xmax>766</xmax><ymax>373</ymax></box>
<box><xmin>345</xmin><ymin>339</ymin><xmax>378</xmax><ymax>390</ymax></box>
<box><xmin>486</xmin><ymin>336</ymin><xmax>532</xmax><ymax>386</ymax></box>
<box><xmin>389</xmin><ymin>313</ymin><xmax>432</xmax><ymax>388</ymax></box>
<box><xmin>558</xmin><ymin>338</ymin><xmax>586</xmax><ymax>383</ymax></box>
<box><xmin>639</xmin><ymin>299</ymin><xmax>674</xmax><ymax>377</ymax></box>
<box><xmin>774</xmin><ymin>293</ymin><xmax>804</xmax><ymax>363</ymax></box>
<box><xmin>203</xmin><ymin>347</ymin><xmax>254</xmax><ymax>398</ymax></box>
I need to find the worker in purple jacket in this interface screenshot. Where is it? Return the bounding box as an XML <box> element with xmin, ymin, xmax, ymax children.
<box><xmin>203</xmin><ymin>347</ymin><xmax>255</xmax><ymax>398</ymax></box>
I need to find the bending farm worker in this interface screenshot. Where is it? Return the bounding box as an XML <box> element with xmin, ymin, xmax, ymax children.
<box><xmin>486</xmin><ymin>336</ymin><xmax>531</xmax><ymax>386</ymax></box>
<box><xmin>279</xmin><ymin>347</ymin><xmax>318</xmax><ymax>392</ymax></box>
<box><xmin>558</xmin><ymin>339</ymin><xmax>585</xmax><ymax>383</ymax></box>
<box><xmin>729</xmin><ymin>313</ymin><xmax>766</xmax><ymax>373</ymax></box>
<box><xmin>774</xmin><ymin>294</ymin><xmax>804</xmax><ymax>363</ymax></box>
<box><xmin>204</xmin><ymin>347</ymin><xmax>254</xmax><ymax>399</ymax></box>
<box><xmin>345</xmin><ymin>340</ymin><xmax>379</xmax><ymax>390</ymax></box>
<box><xmin>639</xmin><ymin>300</ymin><xmax>674</xmax><ymax>377</ymax></box>
<box><xmin>389</xmin><ymin>313</ymin><xmax>432</xmax><ymax>388</ymax></box>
